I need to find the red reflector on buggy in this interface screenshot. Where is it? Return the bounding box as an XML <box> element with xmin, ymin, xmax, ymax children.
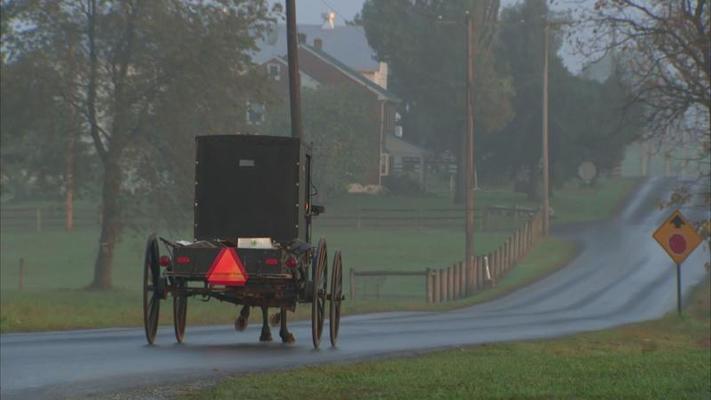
<box><xmin>285</xmin><ymin>256</ymin><xmax>297</xmax><ymax>268</ymax></box>
<box><xmin>176</xmin><ymin>256</ymin><xmax>191</xmax><ymax>264</ymax></box>
<box><xmin>159</xmin><ymin>255</ymin><xmax>171</xmax><ymax>267</ymax></box>
<box><xmin>264</xmin><ymin>258</ymin><xmax>279</xmax><ymax>266</ymax></box>
<box><xmin>206</xmin><ymin>248</ymin><xmax>248</xmax><ymax>286</ymax></box>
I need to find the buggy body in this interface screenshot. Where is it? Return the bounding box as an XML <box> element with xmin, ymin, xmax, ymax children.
<box><xmin>142</xmin><ymin>135</ymin><xmax>343</xmax><ymax>349</ymax></box>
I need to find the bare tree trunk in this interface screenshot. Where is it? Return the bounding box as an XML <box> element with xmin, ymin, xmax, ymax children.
<box><xmin>65</xmin><ymin>127</ymin><xmax>75</xmax><ymax>231</ymax></box>
<box><xmin>90</xmin><ymin>152</ymin><xmax>122</xmax><ymax>289</ymax></box>
<box><xmin>85</xmin><ymin>0</ymin><xmax>114</xmax><ymax>289</ymax></box>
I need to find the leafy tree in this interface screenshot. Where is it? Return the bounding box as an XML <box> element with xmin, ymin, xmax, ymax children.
<box><xmin>579</xmin><ymin>1</ymin><xmax>709</xmax><ymax>146</ymax></box>
<box><xmin>359</xmin><ymin>0</ymin><xmax>513</xmax><ymax>202</ymax></box>
<box><xmin>0</xmin><ymin>50</ymin><xmax>82</xmax><ymax>200</ymax></box>
<box><xmin>3</xmin><ymin>0</ymin><xmax>275</xmax><ymax>288</ymax></box>
<box><xmin>264</xmin><ymin>86</ymin><xmax>376</xmax><ymax>199</ymax></box>
<box><xmin>479</xmin><ymin>0</ymin><xmax>642</xmax><ymax>198</ymax></box>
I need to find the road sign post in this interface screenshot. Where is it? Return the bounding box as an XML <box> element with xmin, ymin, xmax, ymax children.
<box><xmin>676</xmin><ymin>263</ymin><xmax>681</xmax><ymax>315</ymax></box>
<box><xmin>652</xmin><ymin>209</ymin><xmax>703</xmax><ymax>316</ymax></box>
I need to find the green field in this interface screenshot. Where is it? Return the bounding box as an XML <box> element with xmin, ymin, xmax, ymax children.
<box><xmin>0</xmin><ymin>230</ymin><xmax>524</xmax><ymax>332</ymax></box>
<box><xmin>0</xmin><ymin>178</ymin><xmax>638</xmax><ymax>332</ymax></box>
<box><xmin>183</xmin><ymin>278</ymin><xmax>711</xmax><ymax>400</ymax></box>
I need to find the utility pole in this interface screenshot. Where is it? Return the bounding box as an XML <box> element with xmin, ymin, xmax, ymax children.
<box><xmin>286</xmin><ymin>0</ymin><xmax>303</xmax><ymax>140</ymax></box>
<box><xmin>465</xmin><ymin>11</ymin><xmax>476</xmax><ymax>274</ymax></box>
<box><xmin>541</xmin><ymin>22</ymin><xmax>550</xmax><ymax>236</ymax></box>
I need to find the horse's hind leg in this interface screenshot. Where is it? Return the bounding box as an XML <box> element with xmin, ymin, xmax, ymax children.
<box><xmin>235</xmin><ymin>305</ymin><xmax>250</xmax><ymax>332</ymax></box>
<box><xmin>259</xmin><ymin>306</ymin><xmax>272</xmax><ymax>342</ymax></box>
<box><xmin>279</xmin><ymin>307</ymin><xmax>295</xmax><ymax>344</ymax></box>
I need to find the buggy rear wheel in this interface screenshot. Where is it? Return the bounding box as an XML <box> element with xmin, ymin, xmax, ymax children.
<box><xmin>173</xmin><ymin>280</ymin><xmax>187</xmax><ymax>344</ymax></box>
<box><xmin>329</xmin><ymin>251</ymin><xmax>343</xmax><ymax>347</ymax></box>
<box><xmin>143</xmin><ymin>234</ymin><xmax>162</xmax><ymax>345</ymax></box>
<box><xmin>311</xmin><ymin>238</ymin><xmax>328</xmax><ymax>349</ymax></box>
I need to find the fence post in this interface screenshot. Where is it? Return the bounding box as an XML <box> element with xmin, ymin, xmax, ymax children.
<box><xmin>475</xmin><ymin>256</ymin><xmax>481</xmax><ymax>290</ymax></box>
<box><xmin>349</xmin><ymin>268</ymin><xmax>356</xmax><ymax>301</ymax></box>
<box><xmin>457</xmin><ymin>262</ymin><xmax>463</xmax><ymax>298</ymax></box>
<box><xmin>448</xmin><ymin>266</ymin><xmax>454</xmax><ymax>301</ymax></box>
<box><xmin>479</xmin><ymin>256</ymin><xmax>485</xmax><ymax>289</ymax></box>
<box><xmin>529</xmin><ymin>218</ymin><xmax>534</xmax><ymax>247</ymax></box>
<box><xmin>466</xmin><ymin>258</ymin><xmax>473</xmax><ymax>295</ymax></box>
<box><xmin>515</xmin><ymin>229</ymin><xmax>521</xmax><ymax>262</ymax></box>
<box><xmin>506</xmin><ymin>239</ymin><xmax>511</xmax><ymax>272</ymax></box>
<box><xmin>459</xmin><ymin>261</ymin><xmax>467</xmax><ymax>297</ymax></box>
<box><xmin>450</xmin><ymin>265</ymin><xmax>456</xmax><ymax>300</ymax></box>
<box><xmin>440</xmin><ymin>268</ymin><xmax>447</xmax><ymax>303</ymax></box>
<box><xmin>426</xmin><ymin>268</ymin><xmax>433</xmax><ymax>304</ymax></box>
<box><xmin>513</xmin><ymin>204</ymin><xmax>518</xmax><ymax>228</ymax></box>
<box><xmin>456</xmin><ymin>263</ymin><xmax>463</xmax><ymax>299</ymax></box>
<box><xmin>19</xmin><ymin>258</ymin><xmax>24</xmax><ymax>290</ymax></box>
<box><xmin>433</xmin><ymin>269</ymin><xmax>441</xmax><ymax>304</ymax></box>
<box><xmin>484</xmin><ymin>255</ymin><xmax>493</xmax><ymax>287</ymax></box>
<box><xmin>508</xmin><ymin>237</ymin><xmax>513</xmax><ymax>270</ymax></box>
<box><xmin>526</xmin><ymin>220</ymin><xmax>532</xmax><ymax>253</ymax></box>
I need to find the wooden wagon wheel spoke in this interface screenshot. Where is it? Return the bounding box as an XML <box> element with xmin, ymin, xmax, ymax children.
<box><xmin>143</xmin><ymin>234</ymin><xmax>162</xmax><ymax>345</ymax></box>
<box><xmin>329</xmin><ymin>250</ymin><xmax>343</xmax><ymax>347</ymax></box>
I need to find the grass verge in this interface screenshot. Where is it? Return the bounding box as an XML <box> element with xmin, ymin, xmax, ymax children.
<box><xmin>0</xmin><ymin>177</ymin><xmax>636</xmax><ymax>332</ymax></box>
<box><xmin>182</xmin><ymin>277</ymin><xmax>711</xmax><ymax>400</ymax></box>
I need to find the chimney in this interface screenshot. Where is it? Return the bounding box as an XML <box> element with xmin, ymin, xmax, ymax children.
<box><xmin>298</xmin><ymin>33</ymin><xmax>306</xmax><ymax>44</ymax></box>
<box><xmin>313</xmin><ymin>38</ymin><xmax>323</xmax><ymax>50</ymax></box>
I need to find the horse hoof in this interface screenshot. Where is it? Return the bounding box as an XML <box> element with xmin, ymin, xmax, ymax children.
<box><xmin>259</xmin><ymin>330</ymin><xmax>273</xmax><ymax>342</ymax></box>
<box><xmin>280</xmin><ymin>332</ymin><xmax>295</xmax><ymax>344</ymax></box>
<box><xmin>269</xmin><ymin>313</ymin><xmax>281</xmax><ymax>327</ymax></box>
<box><xmin>235</xmin><ymin>316</ymin><xmax>248</xmax><ymax>332</ymax></box>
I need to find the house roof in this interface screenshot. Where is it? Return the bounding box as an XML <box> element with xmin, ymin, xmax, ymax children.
<box><xmin>253</xmin><ymin>24</ymin><xmax>379</xmax><ymax>72</ymax></box>
<box><xmin>300</xmin><ymin>44</ymin><xmax>401</xmax><ymax>103</ymax></box>
<box><xmin>385</xmin><ymin>135</ymin><xmax>427</xmax><ymax>157</ymax></box>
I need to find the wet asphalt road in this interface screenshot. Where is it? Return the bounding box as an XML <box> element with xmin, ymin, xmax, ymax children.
<box><xmin>1</xmin><ymin>177</ymin><xmax>709</xmax><ymax>400</ymax></box>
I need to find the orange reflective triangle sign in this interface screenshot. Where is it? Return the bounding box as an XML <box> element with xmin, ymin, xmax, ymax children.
<box><xmin>206</xmin><ymin>248</ymin><xmax>248</xmax><ymax>286</ymax></box>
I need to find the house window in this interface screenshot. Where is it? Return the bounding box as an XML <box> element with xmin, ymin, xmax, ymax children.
<box><xmin>267</xmin><ymin>63</ymin><xmax>280</xmax><ymax>81</ymax></box>
<box><xmin>246</xmin><ymin>102</ymin><xmax>266</xmax><ymax>125</ymax></box>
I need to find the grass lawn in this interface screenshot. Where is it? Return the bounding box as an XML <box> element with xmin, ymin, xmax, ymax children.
<box><xmin>182</xmin><ymin>278</ymin><xmax>711</xmax><ymax>400</ymax></box>
<box><xmin>552</xmin><ymin>177</ymin><xmax>642</xmax><ymax>224</ymax></box>
<box><xmin>0</xmin><ymin>226</ymin><xmax>510</xmax><ymax>332</ymax></box>
<box><xmin>0</xmin><ymin>237</ymin><xmax>575</xmax><ymax>332</ymax></box>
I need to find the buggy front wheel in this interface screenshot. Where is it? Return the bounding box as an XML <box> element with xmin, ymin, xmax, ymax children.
<box><xmin>143</xmin><ymin>234</ymin><xmax>162</xmax><ymax>345</ymax></box>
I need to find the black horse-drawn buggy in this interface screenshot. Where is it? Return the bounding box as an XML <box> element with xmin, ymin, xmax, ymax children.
<box><xmin>142</xmin><ymin>135</ymin><xmax>344</xmax><ymax>349</ymax></box>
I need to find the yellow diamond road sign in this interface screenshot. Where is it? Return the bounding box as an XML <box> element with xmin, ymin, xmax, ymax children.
<box><xmin>652</xmin><ymin>209</ymin><xmax>703</xmax><ymax>265</ymax></box>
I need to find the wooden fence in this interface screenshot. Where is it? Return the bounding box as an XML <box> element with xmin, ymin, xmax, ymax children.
<box><xmin>0</xmin><ymin>205</ymin><xmax>533</xmax><ymax>232</ymax></box>
<box><xmin>317</xmin><ymin>208</ymin><xmax>483</xmax><ymax>230</ymax></box>
<box><xmin>348</xmin><ymin>209</ymin><xmax>546</xmax><ymax>303</ymax></box>
<box><xmin>0</xmin><ymin>206</ymin><xmax>99</xmax><ymax>232</ymax></box>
